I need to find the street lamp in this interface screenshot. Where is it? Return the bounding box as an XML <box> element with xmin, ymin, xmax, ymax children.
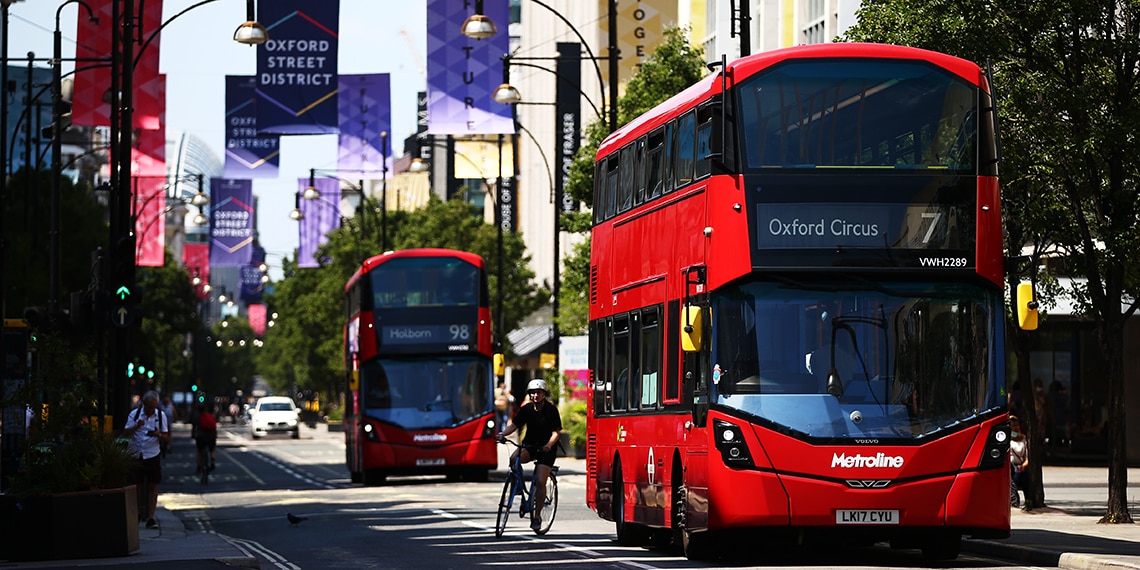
<box><xmin>233</xmin><ymin>0</ymin><xmax>269</xmax><ymax>45</ymax></box>
<box><xmin>462</xmin><ymin>0</ymin><xmax>618</xmax><ymax>133</ymax></box>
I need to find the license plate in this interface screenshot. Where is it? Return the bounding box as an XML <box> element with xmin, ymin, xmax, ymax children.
<box><xmin>416</xmin><ymin>458</ymin><xmax>445</xmax><ymax>466</ymax></box>
<box><xmin>835</xmin><ymin>509</ymin><xmax>899</xmax><ymax>525</ymax></box>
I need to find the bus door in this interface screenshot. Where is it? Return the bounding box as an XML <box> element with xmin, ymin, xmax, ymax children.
<box><xmin>680</xmin><ymin>265</ymin><xmax>711</xmax><ymax>532</ymax></box>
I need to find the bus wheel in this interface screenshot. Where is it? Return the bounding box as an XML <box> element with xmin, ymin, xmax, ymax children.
<box><xmin>921</xmin><ymin>533</ymin><xmax>961</xmax><ymax>561</ymax></box>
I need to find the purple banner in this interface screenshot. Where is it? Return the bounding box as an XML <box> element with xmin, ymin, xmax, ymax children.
<box><xmin>209</xmin><ymin>179</ymin><xmax>255</xmax><ymax>267</ymax></box>
<box><xmin>225</xmin><ymin>76</ymin><xmax>281</xmax><ymax>178</ymax></box>
<box><xmin>256</xmin><ymin>1</ymin><xmax>340</xmax><ymax>134</ymax></box>
<box><xmin>426</xmin><ymin>0</ymin><xmax>514</xmax><ymax>135</ymax></box>
<box><xmin>297</xmin><ymin>177</ymin><xmax>342</xmax><ymax>268</ymax></box>
<box><xmin>240</xmin><ymin>244</ymin><xmax>267</xmax><ymax>302</ymax></box>
<box><xmin>337</xmin><ymin>74</ymin><xmax>392</xmax><ymax>176</ymax></box>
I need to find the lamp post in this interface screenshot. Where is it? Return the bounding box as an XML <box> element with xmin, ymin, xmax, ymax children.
<box><xmin>108</xmin><ymin>0</ymin><xmax>265</xmax><ymax>426</ymax></box>
<box><xmin>49</xmin><ymin>1</ymin><xmax>98</xmax><ymax>322</ymax></box>
<box><xmin>462</xmin><ymin>0</ymin><xmax>617</xmax><ymax>133</ymax></box>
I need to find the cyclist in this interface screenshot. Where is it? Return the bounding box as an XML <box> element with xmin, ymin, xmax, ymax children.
<box><xmin>498</xmin><ymin>379</ymin><xmax>562</xmax><ymax>531</ymax></box>
<box><xmin>195</xmin><ymin>402</ymin><xmax>218</xmax><ymax>474</ymax></box>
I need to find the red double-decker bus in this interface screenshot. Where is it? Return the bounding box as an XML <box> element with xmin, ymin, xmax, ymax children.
<box><xmin>586</xmin><ymin>43</ymin><xmax>1024</xmax><ymax>560</ymax></box>
<box><xmin>344</xmin><ymin>248</ymin><xmax>497</xmax><ymax>484</ymax></box>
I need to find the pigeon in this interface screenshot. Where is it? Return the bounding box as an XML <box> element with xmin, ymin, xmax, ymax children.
<box><xmin>287</xmin><ymin>512</ymin><xmax>307</xmax><ymax>526</ymax></box>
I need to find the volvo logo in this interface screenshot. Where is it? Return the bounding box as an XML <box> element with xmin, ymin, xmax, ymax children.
<box><xmin>845</xmin><ymin>479</ymin><xmax>892</xmax><ymax>488</ymax></box>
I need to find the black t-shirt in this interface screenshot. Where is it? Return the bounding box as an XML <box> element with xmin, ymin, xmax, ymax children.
<box><xmin>512</xmin><ymin>401</ymin><xmax>562</xmax><ymax>448</ymax></box>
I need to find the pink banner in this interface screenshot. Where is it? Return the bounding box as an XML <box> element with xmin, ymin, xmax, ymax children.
<box><xmin>133</xmin><ymin>175</ymin><xmax>166</xmax><ymax>267</ymax></box>
<box><xmin>182</xmin><ymin>242</ymin><xmax>210</xmax><ymax>299</ymax></box>
<box><xmin>248</xmin><ymin>304</ymin><xmax>267</xmax><ymax>337</ymax></box>
<box><xmin>72</xmin><ymin>0</ymin><xmax>164</xmax><ymax>128</ymax></box>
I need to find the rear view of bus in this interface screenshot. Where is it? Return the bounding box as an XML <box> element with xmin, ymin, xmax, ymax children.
<box><xmin>587</xmin><ymin>43</ymin><xmax>1020</xmax><ymax>560</ymax></box>
<box><xmin>344</xmin><ymin>249</ymin><xmax>497</xmax><ymax>484</ymax></box>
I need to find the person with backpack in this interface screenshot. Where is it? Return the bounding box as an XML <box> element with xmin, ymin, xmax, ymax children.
<box><xmin>123</xmin><ymin>391</ymin><xmax>171</xmax><ymax>529</ymax></box>
<box><xmin>195</xmin><ymin>402</ymin><xmax>218</xmax><ymax>474</ymax></box>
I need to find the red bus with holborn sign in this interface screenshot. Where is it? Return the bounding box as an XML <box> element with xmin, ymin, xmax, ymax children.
<box><xmin>344</xmin><ymin>249</ymin><xmax>497</xmax><ymax>484</ymax></box>
<box><xmin>586</xmin><ymin>43</ymin><xmax>1022</xmax><ymax>560</ymax></box>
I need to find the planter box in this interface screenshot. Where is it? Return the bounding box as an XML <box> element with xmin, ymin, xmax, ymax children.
<box><xmin>327</xmin><ymin>421</ymin><xmax>344</xmax><ymax>433</ymax></box>
<box><xmin>0</xmin><ymin>485</ymin><xmax>139</xmax><ymax>561</ymax></box>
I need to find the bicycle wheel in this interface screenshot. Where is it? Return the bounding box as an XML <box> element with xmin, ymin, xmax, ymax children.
<box><xmin>494</xmin><ymin>474</ymin><xmax>515</xmax><ymax>537</ymax></box>
<box><xmin>532</xmin><ymin>473</ymin><xmax>557</xmax><ymax>536</ymax></box>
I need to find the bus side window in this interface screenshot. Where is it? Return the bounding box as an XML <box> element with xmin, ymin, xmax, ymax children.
<box><xmin>618</xmin><ymin>145</ymin><xmax>634</xmax><ymax>213</ymax></box>
<box><xmin>661</xmin><ymin>122</ymin><xmax>675</xmax><ymax>194</ymax></box>
<box><xmin>675</xmin><ymin>111</ymin><xmax>696</xmax><ymax>188</ymax></box>
<box><xmin>633</xmin><ymin>137</ymin><xmax>647</xmax><ymax>206</ymax></box>
<box><xmin>696</xmin><ymin>104</ymin><xmax>715</xmax><ymax>179</ymax></box>
<box><xmin>593</xmin><ymin>161</ymin><xmax>606</xmax><ymax>225</ymax></box>
<box><xmin>613</xmin><ymin>315</ymin><xmax>630</xmax><ymax>411</ymax></box>
<box><xmin>629</xmin><ymin>312</ymin><xmax>642</xmax><ymax>409</ymax></box>
<box><xmin>646</xmin><ymin>127</ymin><xmax>665</xmax><ymax>200</ymax></box>
<box><xmin>605</xmin><ymin>156</ymin><xmax>619</xmax><ymax>220</ymax></box>
<box><xmin>640</xmin><ymin>307</ymin><xmax>661</xmax><ymax>409</ymax></box>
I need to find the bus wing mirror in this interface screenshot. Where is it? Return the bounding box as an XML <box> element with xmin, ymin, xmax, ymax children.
<box><xmin>493</xmin><ymin>353</ymin><xmax>506</xmax><ymax>376</ymax></box>
<box><xmin>1017</xmin><ymin>282</ymin><xmax>1039</xmax><ymax>330</ymax></box>
<box><xmin>682</xmin><ymin>305</ymin><xmax>704</xmax><ymax>352</ymax></box>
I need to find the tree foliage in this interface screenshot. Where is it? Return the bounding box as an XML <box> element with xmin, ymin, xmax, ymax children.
<box><xmin>256</xmin><ymin>194</ymin><xmax>545</xmax><ymax>406</ymax></box>
<box><xmin>557</xmin><ymin>27</ymin><xmax>707</xmax><ymax>334</ymax></box>
<box><xmin>844</xmin><ymin>0</ymin><xmax>1139</xmax><ymax>523</ymax></box>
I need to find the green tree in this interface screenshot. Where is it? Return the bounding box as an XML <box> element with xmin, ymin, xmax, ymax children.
<box><xmin>557</xmin><ymin>27</ymin><xmax>707</xmax><ymax>334</ymax></box>
<box><xmin>257</xmin><ymin>192</ymin><xmax>546</xmax><ymax>410</ymax></box>
<box><xmin>134</xmin><ymin>251</ymin><xmax>201</xmax><ymax>396</ymax></box>
<box><xmin>843</xmin><ymin>0</ymin><xmax>1138</xmax><ymax>523</ymax></box>
<box><xmin>392</xmin><ymin>194</ymin><xmax>546</xmax><ymax>349</ymax></box>
<box><xmin>1</xmin><ymin>167</ymin><xmax>107</xmax><ymax>319</ymax></box>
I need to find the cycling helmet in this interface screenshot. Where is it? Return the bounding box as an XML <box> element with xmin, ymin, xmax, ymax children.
<box><xmin>526</xmin><ymin>379</ymin><xmax>548</xmax><ymax>393</ymax></box>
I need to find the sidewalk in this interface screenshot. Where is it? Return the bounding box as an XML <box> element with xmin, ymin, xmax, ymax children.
<box><xmin>961</xmin><ymin>466</ymin><xmax>1140</xmax><ymax>569</ymax></box>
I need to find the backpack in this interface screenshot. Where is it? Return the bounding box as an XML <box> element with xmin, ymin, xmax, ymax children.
<box><xmin>199</xmin><ymin>411</ymin><xmax>217</xmax><ymax>431</ymax></box>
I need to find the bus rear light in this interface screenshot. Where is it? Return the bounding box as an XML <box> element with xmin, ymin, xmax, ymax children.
<box><xmin>977</xmin><ymin>422</ymin><xmax>1010</xmax><ymax>470</ymax></box>
<box><xmin>714</xmin><ymin>419</ymin><xmax>754</xmax><ymax>468</ymax></box>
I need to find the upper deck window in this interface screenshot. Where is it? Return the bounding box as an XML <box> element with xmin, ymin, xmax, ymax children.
<box><xmin>737</xmin><ymin>59</ymin><xmax>978</xmax><ymax>171</ymax></box>
<box><xmin>370</xmin><ymin>257</ymin><xmax>480</xmax><ymax>308</ymax></box>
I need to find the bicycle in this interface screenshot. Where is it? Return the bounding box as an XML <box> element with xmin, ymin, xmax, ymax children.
<box><xmin>196</xmin><ymin>444</ymin><xmax>211</xmax><ymax>485</ymax></box>
<box><xmin>495</xmin><ymin>438</ymin><xmax>558</xmax><ymax>537</ymax></box>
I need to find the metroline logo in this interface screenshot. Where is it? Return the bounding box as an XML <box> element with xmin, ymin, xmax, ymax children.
<box><xmin>413</xmin><ymin>434</ymin><xmax>447</xmax><ymax>442</ymax></box>
<box><xmin>831</xmin><ymin>452</ymin><xmax>904</xmax><ymax>469</ymax></box>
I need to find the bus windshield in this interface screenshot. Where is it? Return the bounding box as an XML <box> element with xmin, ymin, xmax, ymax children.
<box><xmin>736</xmin><ymin>59</ymin><xmax>978</xmax><ymax>170</ymax></box>
<box><xmin>359</xmin><ymin>356</ymin><xmax>492</xmax><ymax>430</ymax></box>
<box><xmin>370</xmin><ymin>256</ymin><xmax>480</xmax><ymax>308</ymax></box>
<box><xmin>710</xmin><ymin>280</ymin><xmax>1000</xmax><ymax>440</ymax></box>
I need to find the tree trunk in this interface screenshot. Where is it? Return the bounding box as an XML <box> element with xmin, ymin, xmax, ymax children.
<box><xmin>1097</xmin><ymin>305</ymin><xmax>1132</xmax><ymax>523</ymax></box>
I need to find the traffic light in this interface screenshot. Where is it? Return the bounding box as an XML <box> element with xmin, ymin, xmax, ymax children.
<box><xmin>111</xmin><ymin>235</ymin><xmax>137</xmax><ymax>304</ymax></box>
<box><xmin>191</xmin><ymin>383</ymin><xmax>199</xmax><ymax>392</ymax></box>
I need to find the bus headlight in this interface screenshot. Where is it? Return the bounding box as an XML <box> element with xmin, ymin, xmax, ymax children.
<box><xmin>977</xmin><ymin>421</ymin><xmax>1010</xmax><ymax>470</ymax></box>
<box><xmin>362</xmin><ymin>421</ymin><xmax>381</xmax><ymax>442</ymax></box>
<box><xmin>714</xmin><ymin>419</ymin><xmax>754</xmax><ymax>468</ymax></box>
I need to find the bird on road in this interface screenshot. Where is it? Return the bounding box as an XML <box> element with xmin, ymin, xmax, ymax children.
<box><xmin>287</xmin><ymin>512</ymin><xmax>307</xmax><ymax>526</ymax></box>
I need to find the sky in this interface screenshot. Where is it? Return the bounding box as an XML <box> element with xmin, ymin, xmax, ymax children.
<box><xmin>7</xmin><ymin>0</ymin><xmax>429</xmax><ymax>279</ymax></box>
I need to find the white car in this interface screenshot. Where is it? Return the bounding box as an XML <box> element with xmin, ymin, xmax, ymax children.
<box><xmin>249</xmin><ymin>396</ymin><xmax>300</xmax><ymax>439</ymax></box>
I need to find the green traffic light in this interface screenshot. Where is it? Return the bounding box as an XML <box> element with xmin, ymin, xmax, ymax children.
<box><xmin>127</xmin><ymin>363</ymin><xmax>135</xmax><ymax>377</ymax></box>
<box><xmin>197</xmin><ymin>395</ymin><xmax>205</xmax><ymax>403</ymax></box>
<box><xmin>191</xmin><ymin>384</ymin><xmax>198</xmax><ymax>392</ymax></box>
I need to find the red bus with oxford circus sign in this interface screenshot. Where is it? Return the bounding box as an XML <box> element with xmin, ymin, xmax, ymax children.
<box><xmin>585</xmin><ymin>42</ymin><xmax>1032</xmax><ymax>561</ymax></box>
